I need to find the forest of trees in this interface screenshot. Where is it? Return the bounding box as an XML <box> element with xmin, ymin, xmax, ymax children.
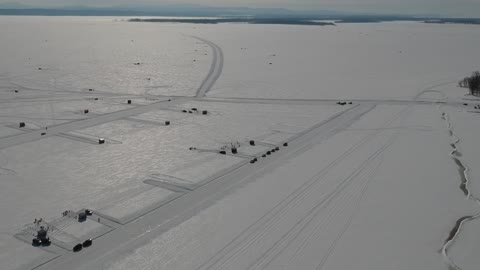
<box><xmin>459</xmin><ymin>71</ymin><xmax>480</xmax><ymax>96</ymax></box>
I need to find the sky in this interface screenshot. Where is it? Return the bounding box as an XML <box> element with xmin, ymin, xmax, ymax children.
<box><xmin>0</xmin><ymin>0</ymin><xmax>479</xmax><ymax>17</ymax></box>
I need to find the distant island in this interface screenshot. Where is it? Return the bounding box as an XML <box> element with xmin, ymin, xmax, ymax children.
<box><xmin>128</xmin><ymin>18</ymin><xmax>336</xmax><ymax>26</ymax></box>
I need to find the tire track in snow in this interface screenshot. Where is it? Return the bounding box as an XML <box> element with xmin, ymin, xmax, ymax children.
<box><xmin>249</xmin><ymin>142</ymin><xmax>391</xmax><ymax>270</ymax></box>
<box><xmin>248</xmin><ymin>107</ymin><xmax>412</xmax><ymax>270</ymax></box>
<box><xmin>195</xmin><ymin>105</ymin><xmax>412</xmax><ymax>270</ymax></box>
<box><xmin>252</xmin><ymin>111</ymin><xmax>408</xmax><ymax>270</ymax></box>
<box><xmin>315</xmin><ymin>152</ymin><xmax>385</xmax><ymax>270</ymax></box>
<box><xmin>192</xmin><ymin>106</ymin><xmax>378</xmax><ymax>270</ymax></box>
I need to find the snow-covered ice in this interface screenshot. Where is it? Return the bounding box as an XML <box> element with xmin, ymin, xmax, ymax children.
<box><xmin>1</xmin><ymin>16</ymin><xmax>480</xmax><ymax>270</ymax></box>
<box><xmin>97</xmin><ymin>187</ymin><xmax>175</xmax><ymax>223</ymax></box>
<box><xmin>196</xmin><ymin>22</ymin><xmax>480</xmax><ymax>100</ymax></box>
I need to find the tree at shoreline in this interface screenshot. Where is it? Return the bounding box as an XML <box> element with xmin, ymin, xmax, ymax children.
<box><xmin>459</xmin><ymin>71</ymin><xmax>480</xmax><ymax>96</ymax></box>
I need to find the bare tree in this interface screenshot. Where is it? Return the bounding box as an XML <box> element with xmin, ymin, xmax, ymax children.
<box><xmin>459</xmin><ymin>71</ymin><xmax>480</xmax><ymax>96</ymax></box>
<box><xmin>458</xmin><ymin>77</ymin><xmax>469</xmax><ymax>88</ymax></box>
<box><xmin>468</xmin><ymin>71</ymin><xmax>480</xmax><ymax>96</ymax></box>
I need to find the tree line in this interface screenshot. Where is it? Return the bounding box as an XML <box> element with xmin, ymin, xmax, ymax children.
<box><xmin>459</xmin><ymin>71</ymin><xmax>480</xmax><ymax>96</ymax></box>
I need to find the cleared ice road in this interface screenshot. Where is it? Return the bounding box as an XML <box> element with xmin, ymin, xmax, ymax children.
<box><xmin>194</xmin><ymin>36</ymin><xmax>224</xmax><ymax>98</ymax></box>
<box><xmin>37</xmin><ymin>104</ymin><xmax>376</xmax><ymax>270</ymax></box>
<box><xmin>0</xmin><ymin>97</ymin><xmax>187</xmax><ymax>150</ymax></box>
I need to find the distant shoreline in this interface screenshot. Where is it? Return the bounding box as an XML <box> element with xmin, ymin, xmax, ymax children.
<box><xmin>128</xmin><ymin>18</ymin><xmax>336</xmax><ymax>26</ymax></box>
<box><xmin>129</xmin><ymin>17</ymin><xmax>480</xmax><ymax>26</ymax></box>
<box><xmin>0</xmin><ymin>9</ymin><xmax>479</xmax><ymax>26</ymax></box>
<box><xmin>424</xmin><ymin>19</ymin><xmax>480</xmax><ymax>25</ymax></box>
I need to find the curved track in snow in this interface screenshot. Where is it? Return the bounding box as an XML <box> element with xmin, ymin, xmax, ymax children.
<box><xmin>193</xmin><ymin>36</ymin><xmax>224</xmax><ymax>98</ymax></box>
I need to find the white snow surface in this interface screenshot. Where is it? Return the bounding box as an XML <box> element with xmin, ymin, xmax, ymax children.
<box><xmin>197</xmin><ymin>22</ymin><xmax>480</xmax><ymax>100</ymax></box>
<box><xmin>0</xmin><ymin>17</ymin><xmax>480</xmax><ymax>270</ymax></box>
<box><xmin>101</xmin><ymin>105</ymin><xmax>477</xmax><ymax>270</ymax></box>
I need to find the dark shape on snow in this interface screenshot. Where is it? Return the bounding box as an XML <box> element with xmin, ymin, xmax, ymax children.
<box><xmin>32</xmin><ymin>238</ymin><xmax>41</xmax><ymax>247</ymax></box>
<box><xmin>85</xmin><ymin>209</ymin><xmax>93</xmax><ymax>216</ymax></box>
<box><xmin>127</xmin><ymin>100</ymin><xmax>132</xmax><ymax>104</ymax></box>
<box><xmin>33</xmin><ymin>228</ymin><xmax>51</xmax><ymax>246</ymax></box>
<box><xmin>231</xmin><ymin>148</ymin><xmax>238</xmax><ymax>154</ymax></box>
<box><xmin>41</xmin><ymin>238</ymin><xmax>51</xmax><ymax>246</ymax></box>
<box><xmin>249</xmin><ymin>140</ymin><xmax>255</xmax><ymax>146</ymax></box>
<box><xmin>283</xmin><ymin>142</ymin><xmax>288</xmax><ymax>147</ymax></box>
<box><xmin>219</xmin><ymin>151</ymin><xmax>227</xmax><ymax>155</ymax></box>
<box><xmin>202</xmin><ymin>110</ymin><xmax>208</xmax><ymax>115</ymax></box>
<box><xmin>98</xmin><ymin>138</ymin><xmax>105</xmax><ymax>144</ymax></box>
<box><xmin>82</xmin><ymin>239</ymin><xmax>93</xmax><ymax>248</ymax></box>
<box><xmin>165</xmin><ymin>121</ymin><xmax>170</xmax><ymax>126</ymax></box>
<box><xmin>78</xmin><ymin>212</ymin><xmax>87</xmax><ymax>222</ymax></box>
<box><xmin>41</xmin><ymin>133</ymin><xmax>46</xmax><ymax>136</ymax></box>
<box><xmin>37</xmin><ymin>229</ymin><xmax>47</xmax><ymax>240</ymax></box>
<box><xmin>84</xmin><ymin>109</ymin><xmax>89</xmax><ymax>114</ymax></box>
<box><xmin>19</xmin><ymin>122</ymin><xmax>26</xmax><ymax>128</ymax></box>
<box><xmin>73</xmin><ymin>243</ymin><xmax>83</xmax><ymax>252</ymax></box>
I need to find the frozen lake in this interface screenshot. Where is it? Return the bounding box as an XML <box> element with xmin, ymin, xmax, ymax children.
<box><xmin>0</xmin><ymin>16</ymin><xmax>480</xmax><ymax>270</ymax></box>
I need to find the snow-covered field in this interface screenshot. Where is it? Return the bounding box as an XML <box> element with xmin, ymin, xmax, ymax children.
<box><xmin>1</xmin><ymin>16</ymin><xmax>480</xmax><ymax>270</ymax></box>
